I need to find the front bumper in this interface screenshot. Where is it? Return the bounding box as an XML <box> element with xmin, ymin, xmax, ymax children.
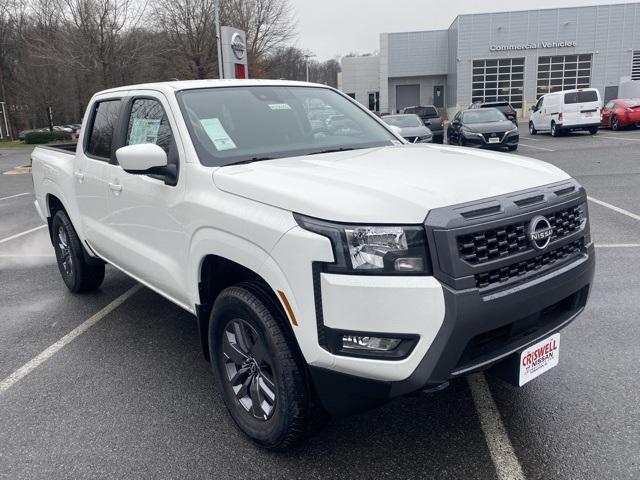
<box><xmin>462</xmin><ymin>130</ymin><xmax>519</xmax><ymax>148</ymax></box>
<box><xmin>307</xmin><ymin>181</ymin><xmax>594</xmax><ymax>415</ymax></box>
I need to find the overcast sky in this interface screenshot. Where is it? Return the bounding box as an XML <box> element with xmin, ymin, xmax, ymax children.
<box><xmin>289</xmin><ymin>0</ymin><xmax>638</xmax><ymax>60</ymax></box>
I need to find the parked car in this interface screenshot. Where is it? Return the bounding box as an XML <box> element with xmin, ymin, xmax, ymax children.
<box><xmin>601</xmin><ymin>98</ymin><xmax>640</xmax><ymax>130</ymax></box>
<box><xmin>382</xmin><ymin>114</ymin><xmax>433</xmax><ymax>143</ymax></box>
<box><xmin>18</xmin><ymin>129</ymin><xmax>37</xmax><ymax>141</ymax></box>
<box><xmin>53</xmin><ymin>125</ymin><xmax>73</xmax><ymax>133</ymax></box>
<box><xmin>447</xmin><ymin>108</ymin><xmax>519</xmax><ymax>150</ymax></box>
<box><xmin>470</xmin><ymin>101</ymin><xmax>518</xmax><ymax>124</ymax></box>
<box><xmin>401</xmin><ymin>105</ymin><xmax>444</xmax><ymax>143</ymax></box>
<box><xmin>529</xmin><ymin>88</ymin><xmax>601</xmax><ymax>136</ymax></box>
<box><xmin>31</xmin><ymin>80</ymin><xmax>594</xmax><ymax>450</ymax></box>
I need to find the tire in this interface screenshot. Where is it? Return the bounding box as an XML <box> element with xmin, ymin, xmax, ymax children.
<box><xmin>529</xmin><ymin>121</ymin><xmax>537</xmax><ymax>135</ymax></box>
<box><xmin>589</xmin><ymin>126</ymin><xmax>599</xmax><ymax>135</ymax></box>
<box><xmin>51</xmin><ymin>210</ymin><xmax>105</xmax><ymax>293</ymax></box>
<box><xmin>507</xmin><ymin>144</ymin><xmax>518</xmax><ymax>151</ymax></box>
<box><xmin>611</xmin><ymin>116</ymin><xmax>619</xmax><ymax>131</ymax></box>
<box><xmin>457</xmin><ymin>135</ymin><xmax>465</xmax><ymax>147</ymax></box>
<box><xmin>209</xmin><ymin>283</ymin><xmax>324</xmax><ymax>450</ymax></box>
<box><xmin>551</xmin><ymin>122</ymin><xmax>559</xmax><ymax>137</ymax></box>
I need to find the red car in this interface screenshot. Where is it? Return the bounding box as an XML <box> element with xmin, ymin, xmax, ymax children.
<box><xmin>601</xmin><ymin>98</ymin><xmax>640</xmax><ymax>130</ymax></box>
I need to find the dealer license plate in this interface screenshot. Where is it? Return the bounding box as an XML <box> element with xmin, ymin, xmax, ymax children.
<box><xmin>518</xmin><ymin>333</ymin><xmax>560</xmax><ymax>386</ymax></box>
<box><xmin>488</xmin><ymin>137</ymin><xmax>500</xmax><ymax>144</ymax></box>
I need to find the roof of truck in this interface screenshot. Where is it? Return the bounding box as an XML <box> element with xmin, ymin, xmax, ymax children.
<box><xmin>96</xmin><ymin>79</ymin><xmax>331</xmax><ymax>96</ymax></box>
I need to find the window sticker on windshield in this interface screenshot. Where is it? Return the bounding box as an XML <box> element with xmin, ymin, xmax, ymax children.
<box><xmin>268</xmin><ymin>103</ymin><xmax>292</xmax><ymax>110</ymax></box>
<box><xmin>200</xmin><ymin>118</ymin><xmax>237</xmax><ymax>151</ymax></box>
<box><xmin>129</xmin><ymin>118</ymin><xmax>161</xmax><ymax>145</ymax></box>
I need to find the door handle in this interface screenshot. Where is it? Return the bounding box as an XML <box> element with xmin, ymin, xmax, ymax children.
<box><xmin>73</xmin><ymin>171</ymin><xmax>84</xmax><ymax>182</ymax></box>
<box><xmin>108</xmin><ymin>182</ymin><xmax>122</xmax><ymax>192</ymax></box>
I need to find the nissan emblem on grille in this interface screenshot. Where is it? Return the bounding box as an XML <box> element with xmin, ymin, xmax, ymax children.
<box><xmin>529</xmin><ymin>215</ymin><xmax>553</xmax><ymax>250</ymax></box>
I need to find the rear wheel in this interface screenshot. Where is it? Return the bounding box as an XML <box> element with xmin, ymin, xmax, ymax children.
<box><xmin>551</xmin><ymin>122</ymin><xmax>559</xmax><ymax>137</ymax></box>
<box><xmin>589</xmin><ymin>126</ymin><xmax>599</xmax><ymax>135</ymax></box>
<box><xmin>611</xmin><ymin>116</ymin><xmax>620</xmax><ymax>131</ymax></box>
<box><xmin>209</xmin><ymin>283</ymin><xmax>324</xmax><ymax>450</ymax></box>
<box><xmin>529</xmin><ymin>121</ymin><xmax>537</xmax><ymax>135</ymax></box>
<box><xmin>51</xmin><ymin>210</ymin><xmax>105</xmax><ymax>293</ymax></box>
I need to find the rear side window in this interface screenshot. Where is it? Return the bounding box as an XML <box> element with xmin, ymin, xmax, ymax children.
<box><xmin>565</xmin><ymin>91</ymin><xmax>598</xmax><ymax>104</ymax></box>
<box><xmin>126</xmin><ymin>99</ymin><xmax>174</xmax><ymax>154</ymax></box>
<box><xmin>86</xmin><ymin>100</ymin><xmax>121</xmax><ymax>159</ymax></box>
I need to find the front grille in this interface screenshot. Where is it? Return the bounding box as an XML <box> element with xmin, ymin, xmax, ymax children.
<box><xmin>475</xmin><ymin>239</ymin><xmax>584</xmax><ymax>289</ymax></box>
<box><xmin>482</xmin><ymin>132</ymin><xmax>504</xmax><ymax>142</ymax></box>
<box><xmin>458</xmin><ymin>204</ymin><xmax>583</xmax><ymax>265</ymax></box>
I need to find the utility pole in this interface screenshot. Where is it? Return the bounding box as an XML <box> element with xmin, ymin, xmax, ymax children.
<box><xmin>0</xmin><ymin>102</ymin><xmax>10</xmax><ymax>140</ymax></box>
<box><xmin>303</xmin><ymin>52</ymin><xmax>316</xmax><ymax>82</ymax></box>
<box><xmin>214</xmin><ymin>0</ymin><xmax>224</xmax><ymax>79</ymax></box>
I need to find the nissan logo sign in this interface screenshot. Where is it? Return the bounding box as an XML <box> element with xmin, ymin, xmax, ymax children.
<box><xmin>528</xmin><ymin>216</ymin><xmax>553</xmax><ymax>250</ymax></box>
<box><xmin>231</xmin><ymin>32</ymin><xmax>246</xmax><ymax>60</ymax></box>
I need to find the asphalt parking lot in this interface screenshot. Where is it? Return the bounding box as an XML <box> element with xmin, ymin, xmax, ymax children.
<box><xmin>1</xmin><ymin>128</ymin><xmax>639</xmax><ymax>480</ymax></box>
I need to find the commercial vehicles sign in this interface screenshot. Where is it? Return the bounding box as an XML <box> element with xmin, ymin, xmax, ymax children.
<box><xmin>490</xmin><ymin>41</ymin><xmax>577</xmax><ymax>51</ymax></box>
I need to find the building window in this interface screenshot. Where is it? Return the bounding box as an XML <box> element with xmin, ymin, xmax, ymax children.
<box><xmin>536</xmin><ymin>54</ymin><xmax>592</xmax><ymax>98</ymax></box>
<box><xmin>471</xmin><ymin>58</ymin><xmax>524</xmax><ymax>108</ymax></box>
<box><xmin>368</xmin><ymin>92</ymin><xmax>380</xmax><ymax>111</ymax></box>
<box><xmin>632</xmin><ymin>51</ymin><xmax>640</xmax><ymax>81</ymax></box>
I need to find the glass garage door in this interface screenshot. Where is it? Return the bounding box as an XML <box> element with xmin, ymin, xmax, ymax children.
<box><xmin>471</xmin><ymin>58</ymin><xmax>524</xmax><ymax>108</ymax></box>
<box><xmin>536</xmin><ymin>54</ymin><xmax>592</xmax><ymax>98</ymax></box>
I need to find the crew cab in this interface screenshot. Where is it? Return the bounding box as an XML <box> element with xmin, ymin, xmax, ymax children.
<box><xmin>31</xmin><ymin>80</ymin><xmax>595</xmax><ymax>450</ymax></box>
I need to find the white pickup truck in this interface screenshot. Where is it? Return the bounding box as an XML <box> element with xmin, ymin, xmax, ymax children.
<box><xmin>32</xmin><ymin>80</ymin><xmax>595</xmax><ymax>449</ymax></box>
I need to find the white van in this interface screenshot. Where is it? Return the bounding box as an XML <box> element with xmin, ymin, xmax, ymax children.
<box><xmin>529</xmin><ymin>88</ymin><xmax>602</xmax><ymax>136</ymax></box>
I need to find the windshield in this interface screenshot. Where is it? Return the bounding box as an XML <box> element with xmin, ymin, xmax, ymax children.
<box><xmin>462</xmin><ymin>109</ymin><xmax>507</xmax><ymax>124</ymax></box>
<box><xmin>383</xmin><ymin>114</ymin><xmax>423</xmax><ymax>128</ymax></box>
<box><xmin>410</xmin><ymin>107</ymin><xmax>439</xmax><ymax>118</ymax></box>
<box><xmin>624</xmin><ymin>98</ymin><xmax>640</xmax><ymax>107</ymax></box>
<box><xmin>177</xmin><ymin>86</ymin><xmax>397</xmax><ymax>166</ymax></box>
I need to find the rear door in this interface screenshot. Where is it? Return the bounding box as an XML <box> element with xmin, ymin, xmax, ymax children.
<box><xmin>74</xmin><ymin>96</ymin><xmax>123</xmax><ymax>249</ymax></box>
<box><xmin>101</xmin><ymin>91</ymin><xmax>189</xmax><ymax>307</ymax></box>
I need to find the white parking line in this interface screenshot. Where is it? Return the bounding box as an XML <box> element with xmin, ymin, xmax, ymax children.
<box><xmin>518</xmin><ymin>143</ymin><xmax>555</xmax><ymax>152</ymax></box>
<box><xmin>0</xmin><ymin>225</ymin><xmax>47</xmax><ymax>245</ymax></box>
<box><xmin>467</xmin><ymin>373</ymin><xmax>526</xmax><ymax>480</ymax></box>
<box><xmin>0</xmin><ymin>284</ymin><xmax>142</xmax><ymax>395</ymax></box>
<box><xmin>0</xmin><ymin>192</ymin><xmax>30</xmax><ymax>202</ymax></box>
<box><xmin>599</xmin><ymin>135</ymin><xmax>640</xmax><ymax>142</ymax></box>
<box><xmin>588</xmin><ymin>196</ymin><xmax>640</xmax><ymax>222</ymax></box>
<box><xmin>595</xmin><ymin>244</ymin><xmax>640</xmax><ymax>248</ymax></box>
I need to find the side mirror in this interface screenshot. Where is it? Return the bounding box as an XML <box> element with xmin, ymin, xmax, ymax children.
<box><xmin>116</xmin><ymin>143</ymin><xmax>168</xmax><ymax>174</ymax></box>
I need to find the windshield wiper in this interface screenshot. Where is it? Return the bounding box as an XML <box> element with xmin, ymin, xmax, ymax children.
<box><xmin>306</xmin><ymin>147</ymin><xmax>357</xmax><ymax>156</ymax></box>
<box><xmin>224</xmin><ymin>156</ymin><xmax>275</xmax><ymax>166</ymax></box>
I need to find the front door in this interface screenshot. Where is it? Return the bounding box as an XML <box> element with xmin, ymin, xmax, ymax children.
<box><xmin>433</xmin><ymin>85</ymin><xmax>444</xmax><ymax>108</ymax></box>
<box><xmin>532</xmin><ymin>97</ymin><xmax>545</xmax><ymax>129</ymax></box>
<box><xmin>102</xmin><ymin>93</ymin><xmax>189</xmax><ymax>307</ymax></box>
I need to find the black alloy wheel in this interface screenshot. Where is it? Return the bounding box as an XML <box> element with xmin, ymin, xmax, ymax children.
<box><xmin>611</xmin><ymin>115</ymin><xmax>620</xmax><ymax>131</ymax></box>
<box><xmin>221</xmin><ymin>318</ymin><xmax>277</xmax><ymax>421</ymax></box>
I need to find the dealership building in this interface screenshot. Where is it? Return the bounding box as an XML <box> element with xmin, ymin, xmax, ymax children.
<box><xmin>338</xmin><ymin>2</ymin><xmax>640</xmax><ymax>118</ymax></box>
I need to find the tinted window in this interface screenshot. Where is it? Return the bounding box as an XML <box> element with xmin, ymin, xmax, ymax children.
<box><xmin>86</xmin><ymin>100</ymin><xmax>121</xmax><ymax>159</ymax></box>
<box><xmin>565</xmin><ymin>91</ymin><xmax>598</xmax><ymax>104</ymax></box>
<box><xmin>462</xmin><ymin>109</ymin><xmax>507</xmax><ymax>124</ymax></box>
<box><xmin>178</xmin><ymin>86</ymin><xmax>397</xmax><ymax>167</ymax></box>
<box><xmin>126</xmin><ymin>99</ymin><xmax>174</xmax><ymax>154</ymax></box>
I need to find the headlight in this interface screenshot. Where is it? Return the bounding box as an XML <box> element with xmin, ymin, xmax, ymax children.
<box><xmin>506</xmin><ymin>126</ymin><xmax>519</xmax><ymax>134</ymax></box>
<box><xmin>461</xmin><ymin>127</ymin><xmax>482</xmax><ymax>136</ymax></box>
<box><xmin>294</xmin><ymin>214</ymin><xmax>431</xmax><ymax>275</ymax></box>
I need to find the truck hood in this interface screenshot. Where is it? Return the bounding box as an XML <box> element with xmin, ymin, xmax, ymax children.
<box><xmin>213</xmin><ymin>144</ymin><xmax>570</xmax><ymax>224</ymax></box>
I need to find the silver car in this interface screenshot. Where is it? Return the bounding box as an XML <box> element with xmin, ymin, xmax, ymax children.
<box><xmin>382</xmin><ymin>114</ymin><xmax>433</xmax><ymax>143</ymax></box>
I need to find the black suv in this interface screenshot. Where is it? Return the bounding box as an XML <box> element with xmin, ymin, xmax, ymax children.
<box><xmin>470</xmin><ymin>101</ymin><xmax>518</xmax><ymax>125</ymax></box>
<box><xmin>401</xmin><ymin>105</ymin><xmax>444</xmax><ymax>143</ymax></box>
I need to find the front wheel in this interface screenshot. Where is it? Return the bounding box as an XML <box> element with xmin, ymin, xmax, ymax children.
<box><xmin>210</xmin><ymin>283</ymin><xmax>324</xmax><ymax>450</ymax></box>
<box><xmin>529</xmin><ymin>121</ymin><xmax>537</xmax><ymax>135</ymax></box>
<box><xmin>51</xmin><ymin>210</ymin><xmax>105</xmax><ymax>293</ymax></box>
<box><xmin>507</xmin><ymin>144</ymin><xmax>518</xmax><ymax>151</ymax></box>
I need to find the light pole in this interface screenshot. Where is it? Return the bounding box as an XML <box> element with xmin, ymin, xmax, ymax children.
<box><xmin>304</xmin><ymin>53</ymin><xmax>316</xmax><ymax>82</ymax></box>
<box><xmin>214</xmin><ymin>0</ymin><xmax>224</xmax><ymax>79</ymax></box>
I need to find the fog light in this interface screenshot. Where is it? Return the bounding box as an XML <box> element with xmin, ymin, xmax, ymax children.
<box><xmin>342</xmin><ymin>335</ymin><xmax>402</xmax><ymax>352</ymax></box>
<box><xmin>394</xmin><ymin>257</ymin><xmax>424</xmax><ymax>271</ymax></box>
